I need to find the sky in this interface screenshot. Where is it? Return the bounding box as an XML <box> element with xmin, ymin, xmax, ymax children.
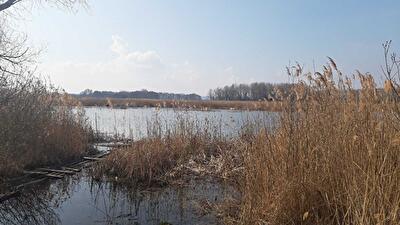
<box><xmin>18</xmin><ymin>0</ymin><xmax>400</xmax><ymax>95</ymax></box>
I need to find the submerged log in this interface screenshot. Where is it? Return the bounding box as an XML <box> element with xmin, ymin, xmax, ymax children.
<box><xmin>44</xmin><ymin>173</ymin><xmax>64</xmax><ymax>179</ymax></box>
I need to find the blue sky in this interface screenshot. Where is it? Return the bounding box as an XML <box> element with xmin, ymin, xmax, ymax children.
<box><xmin>20</xmin><ymin>0</ymin><xmax>400</xmax><ymax>95</ymax></box>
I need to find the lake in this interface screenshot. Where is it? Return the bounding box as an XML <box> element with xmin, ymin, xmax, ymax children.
<box><xmin>84</xmin><ymin>107</ymin><xmax>278</xmax><ymax>139</ymax></box>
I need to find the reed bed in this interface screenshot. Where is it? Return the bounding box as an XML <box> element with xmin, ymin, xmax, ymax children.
<box><xmin>93</xmin><ymin>49</ymin><xmax>400</xmax><ymax>225</ymax></box>
<box><xmin>78</xmin><ymin>97</ymin><xmax>282</xmax><ymax>111</ymax></box>
<box><xmin>232</xmin><ymin>60</ymin><xmax>400</xmax><ymax>225</ymax></box>
<box><xmin>93</xmin><ymin>62</ymin><xmax>400</xmax><ymax>224</ymax></box>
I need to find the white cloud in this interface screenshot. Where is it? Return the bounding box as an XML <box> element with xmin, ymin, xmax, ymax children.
<box><xmin>39</xmin><ymin>35</ymin><xmax>253</xmax><ymax>95</ymax></box>
<box><xmin>110</xmin><ymin>35</ymin><xmax>128</xmax><ymax>55</ymax></box>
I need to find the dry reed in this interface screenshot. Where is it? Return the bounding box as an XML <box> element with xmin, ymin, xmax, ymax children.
<box><xmin>234</xmin><ymin>60</ymin><xmax>400</xmax><ymax>225</ymax></box>
<box><xmin>92</xmin><ymin>114</ymin><xmax>244</xmax><ymax>187</ymax></box>
<box><xmin>92</xmin><ymin>46</ymin><xmax>400</xmax><ymax>225</ymax></box>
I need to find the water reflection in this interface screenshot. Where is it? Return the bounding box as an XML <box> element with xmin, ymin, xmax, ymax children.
<box><xmin>0</xmin><ymin>170</ymin><xmax>237</xmax><ymax>225</ymax></box>
<box><xmin>0</xmin><ymin>178</ymin><xmax>73</xmax><ymax>225</ymax></box>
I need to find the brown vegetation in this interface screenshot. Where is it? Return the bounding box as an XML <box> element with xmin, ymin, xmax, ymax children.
<box><xmin>0</xmin><ymin>0</ymin><xmax>92</xmax><ymax>182</ymax></box>
<box><xmin>88</xmin><ymin>42</ymin><xmax>400</xmax><ymax>225</ymax></box>
<box><xmin>92</xmin><ymin>116</ymin><xmax>244</xmax><ymax>187</ymax></box>
<box><xmin>232</xmin><ymin>57</ymin><xmax>400</xmax><ymax>225</ymax></box>
<box><xmin>78</xmin><ymin>97</ymin><xmax>282</xmax><ymax>111</ymax></box>
<box><xmin>0</xmin><ymin>75</ymin><xmax>93</xmax><ymax>179</ymax></box>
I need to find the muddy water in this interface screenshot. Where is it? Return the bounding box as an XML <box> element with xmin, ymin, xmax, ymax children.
<box><xmin>0</xmin><ymin>168</ymin><xmax>237</xmax><ymax>225</ymax></box>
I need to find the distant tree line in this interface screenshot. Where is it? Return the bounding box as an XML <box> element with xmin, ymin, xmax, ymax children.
<box><xmin>78</xmin><ymin>89</ymin><xmax>202</xmax><ymax>100</ymax></box>
<box><xmin>208</xmin><ymin>82</ymin><xmax>293</xmax><ymax>101</ymax></box>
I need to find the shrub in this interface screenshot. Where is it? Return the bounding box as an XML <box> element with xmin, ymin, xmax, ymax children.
<box><xmin>0</xmin><ymin>74</ymin><xmax>92</xmax><ymax>177</ymax></box>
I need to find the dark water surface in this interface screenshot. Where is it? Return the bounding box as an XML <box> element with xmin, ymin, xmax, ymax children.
<box><xmin>0</xmin><ymin>169</ymin><xmax>237</xmax><ymax>225</ymax></box>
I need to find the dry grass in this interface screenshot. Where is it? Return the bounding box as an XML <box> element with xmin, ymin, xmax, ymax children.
<box><xmin>92</xmin><ymin>115</ymin><xmax>244</xmax><ymax>187</ymax></box>
<box><xmin>234</xmin><ymin>62</ymin><xmax>400</xmax><ymax>225</ymax></box>
<box><xmin>0</xmin><ymin>76</ymin><xmax>93</xmax><ymax>179</ymax></box>
<box><xmin>78</xmin><ymin>97</ymin><xmax>282</xmax><ymax>111</ymax></box>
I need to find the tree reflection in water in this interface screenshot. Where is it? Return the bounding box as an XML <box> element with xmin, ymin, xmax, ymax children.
<box><xmin>0</xmin><ymin>173</ymin><xmax>81</xmax><ymax>225</ymax></box>
<box><xmin>0</xmin><ymin>170</ymin><xmax>237</xmax><ymax>225</ymax></box>
<box><xmin>87</xmin><ymin>177</ymin><xmax>235</xmax><ymax>225</ymax></box>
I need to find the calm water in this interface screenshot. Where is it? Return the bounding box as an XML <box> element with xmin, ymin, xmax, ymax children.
<box><xmin>84</xmin><ymin>107</ymin><xmax>278</xmax><ymax>139</ymax></box>
<box><xmin>0</xmin><ymin>168</ymin><xmax>237</xmax><ymax>225</ymax></box>
<box><xmin>1</xmin><ymin>107</ymin><xmax>277</xmax><ymax>225</ymax></box>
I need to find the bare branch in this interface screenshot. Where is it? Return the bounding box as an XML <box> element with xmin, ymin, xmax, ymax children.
<box><xmin>0</xmin><ymin>0</ymin><xmax>87</xmax><ymax>13</ymax></box>
<box><xmin>0</xmin><ymin>0</ymin><xmax>21</xmax><ymax>12</ymax></box>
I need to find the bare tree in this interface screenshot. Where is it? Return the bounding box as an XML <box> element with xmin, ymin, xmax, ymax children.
<box><xmin>209</xmin><ymin>82</ymin><xmax>291</xmax><ymax>101</ymax></box>
<box><xmin>0</xmin><ymin>0</ymin><xmax>87</xmax><ymax>12</ymax></box>
<box><xmin>0</xmin><ymin>0</ymin><xmax>87</xmax><ymax>74</ymax></box>
<box><xmin>382</xmin><ymin>41</ymin><xmax>400</xmax><ymax>97</ymax></box>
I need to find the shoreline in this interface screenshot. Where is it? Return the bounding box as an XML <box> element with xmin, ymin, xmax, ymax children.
<box><xmin>77</xmin><ymin>97</ymin><xmax>283</xmax><ymax>111</ymax></box>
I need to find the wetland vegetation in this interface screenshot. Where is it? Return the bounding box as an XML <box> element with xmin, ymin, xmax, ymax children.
<box><xmin>0</xmin><ymin>0</ymin><xmax>400</xmax><ymax>225</ymax></box>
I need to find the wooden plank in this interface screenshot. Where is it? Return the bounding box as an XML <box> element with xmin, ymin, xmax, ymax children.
<box><xmin>37</xmin><ymin>168</ymin><xmax>75</xmax><ymax>175</ymax></box>
<box><xmin>97</xmin><ymin>153</ymin><xmax>110</xmax><ymax>158</ymax></box>
<box><xmin>23</xmin><ymin>170</ymin><xmax>49</xmax><ymax>175</ymax></box>
<box><xmin>16</xmin><ymin>178</ymin><xmax>48</xmax><ymax>190</ymax></box>
<box><xmin>96</xmin><ymin>143</ymin><xmax>131</xmax><ymax>148</ymax></box>
<box><xmin>45</xmin><ymin>173</ymin><xmax>64</xmax><ymax>179</ymax></box>
<box><xmin>69</xmin><ymin>161</ymin><xmax>88</xmax><ymax>167</ymax></box>
<box><xmin>83</xmin><ymin>156</ymin><xmax>104</xmax><ymax>161</ymax></box>
<box><xmin>61</xmin><ymin>167</ymin><xmax>81</xmax><ymax>172</ymax></box>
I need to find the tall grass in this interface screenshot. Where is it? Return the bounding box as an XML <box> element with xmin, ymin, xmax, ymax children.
<box><xmin>0</xmin><ymin>74</ymin><xmax>92</xmax><ymax>178</ymax></box>
<box><xmin>236</xmin><ymin>61</ymin><xmax>400</xmax><ymax>225</ymax></box>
